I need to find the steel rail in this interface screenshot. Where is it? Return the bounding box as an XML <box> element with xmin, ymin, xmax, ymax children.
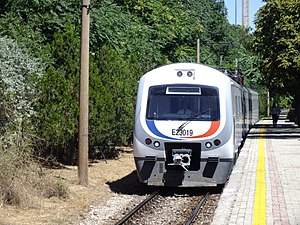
<box><xmin>184</xmin><ymin>192</ymin><xmax>210</xmax><ymax>225</ymax></box>
<box><xmin>115</xmin><ymin>190</ymin><xmax>160</xmax><ymax>225</ymax></box>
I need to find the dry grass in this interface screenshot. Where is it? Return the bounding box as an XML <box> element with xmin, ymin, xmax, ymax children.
<box><xmin>0</xmin><ymin>147</ymin><xmax>136</xmax><ymax>225</ymax></box>
<box><xmin>0</xmin><ymin>149</ymin><xmax>69</xmax><ymax>209</ymax></box>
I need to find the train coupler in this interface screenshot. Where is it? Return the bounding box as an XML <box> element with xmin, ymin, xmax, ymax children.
<box><xmin>168</xmin><ymin>149</ymin><xmax>192</xmax><ymax>171</ymax></box>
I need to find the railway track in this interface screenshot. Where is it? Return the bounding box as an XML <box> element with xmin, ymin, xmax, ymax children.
<box><xmin>115</xmin><ymin>191</ymin><xmax>160</xmax><ymax>225</ymax></box>
<box><xmin>184</xmin><ymin>192</ymin><xmax>209</xmax><ymax>225</ymax></box>
<box><xmin>115</xmin><ymin>190</ymin><xmax>211</xmax><ymax>225</ymax></box>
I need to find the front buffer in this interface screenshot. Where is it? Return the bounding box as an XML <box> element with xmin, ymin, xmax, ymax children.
<box><xmin>134</xmin><ymin>141</ymin><xmax>233</xmax><ymax>187</ymax></box>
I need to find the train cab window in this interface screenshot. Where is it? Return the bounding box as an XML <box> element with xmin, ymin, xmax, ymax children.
<box><xmin>146</xmin><ymin>84</ymin><xmax>220</xmax><ymax>121</ymax></box>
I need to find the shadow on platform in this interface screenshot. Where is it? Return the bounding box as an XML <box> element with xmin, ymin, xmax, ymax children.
<box><xmin>248</xmin><ymin>118</ymin><xmax>300</xmax><ymax>139</ymax></box>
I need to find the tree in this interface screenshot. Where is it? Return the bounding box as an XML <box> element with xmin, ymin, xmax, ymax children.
<box><xmin>116</xmin><ymin>0</ymin><xmax>231</xmax><ymax>65</ymax></box>
<box><xmin>90</xmin><ymin>0</ymin><xmax>164</xmax><ymax>72</ymax></box>
<box><xmin>0</xmin><ymin>0</ymin><xmax>265</xmax><ymax>160</ymax></box>
<box><xmin>36</xmin><ymin>26</ymin><xmax>139</xmax><ymax>163</ymax></box>
<box><xmin>95</xmin><ymin>45</ymin><xmax>139</xmax><ymax>145</ymax></box>
<box><xmin>35</xmin><ymin>24</ymin><xmax>81</xmax><ymax>163</ymax></box>
<box><xmin>253</xmin><ymin>0</ymin><xmax>300</xmax><ymax>124</ymax></box>
<box><xmin>0</xmin><ymin>36</ymin><xmax>40</xmax><ymax>147</ymax></box>
<box><xmin>0</xmin><ymin>0</ymin><xmax>81</xmax><ymax>69</ymax></box>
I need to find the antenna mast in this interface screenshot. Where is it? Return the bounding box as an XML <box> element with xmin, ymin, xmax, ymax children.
<box><xmin>242</xmin><ymin>0</ymin><xmax>250</xmax><ymax>29</ymax></box>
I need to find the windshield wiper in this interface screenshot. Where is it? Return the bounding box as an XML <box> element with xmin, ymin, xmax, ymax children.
<box><xmin>177</xmin><ymin>113</ymin><xmax>201</xmax><ymax>132</ymax></box>
<box><xmin>176</xmin><ymin>109</ymin><xmax>213</xmax><ymax>132</ymax></box>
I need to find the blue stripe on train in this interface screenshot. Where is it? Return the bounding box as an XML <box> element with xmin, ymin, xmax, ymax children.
<box><xmin>146</xmin><ymin>120</ymin><xmax>179</xmax><ymax>140</ymax></box>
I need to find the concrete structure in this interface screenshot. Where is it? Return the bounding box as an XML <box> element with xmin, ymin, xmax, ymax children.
<box><xmin>212</xmin><ymin>115</ymin><xmax>300</xmax><ymax>225</ymax></box>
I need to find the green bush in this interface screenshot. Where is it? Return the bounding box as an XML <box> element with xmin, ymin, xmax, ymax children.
<box><xmin>0</xmin><ymin>36</ymin><xmax>68</xmax><ymax>208</ymax></box>
<box><xmin>36</xmin><ymin>26</ymin><xmax>139</xmax><ymax>163</ymax></box>
<box><xmin>95</xmin><ymin>45</ymin><xmax>141</xmax><ymax>145</ymax></box>
<box><xmin>35</xmin><ymin>24</ymin><xmax>79</xmax><ymax>164</ymax></box>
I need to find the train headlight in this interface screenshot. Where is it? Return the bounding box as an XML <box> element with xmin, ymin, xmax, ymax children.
<box><xmin>205</xmin><ymin>142</ymin><xmax>212</xmax><ymax>148</ymax></box>
<box><xmin>214</xmin><ymin>139</ymin><xmax>221</xmax><ymax>146</ymax></box>
<box><xmin>187</xmin><ymin>71</ymin><xmax>193</xmax><ymax>77</ymax></box>
<box><xmin>177</xmin><ymin>71</ymin><xmax>183</xmax><ymax>77</ymax></box>
<box><xmin>145</xmin><ymin>138</ymin><xmax>152</xmax><ymax>145</ymax></box>
<box><xmin>153</xmin><ymin>141</ymin><xmax>160</xmax><ymax>148</ymax></box>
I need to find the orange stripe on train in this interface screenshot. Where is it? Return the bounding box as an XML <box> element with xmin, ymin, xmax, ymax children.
<box><xmin>183</xmin><ymin>121</ymin><xmax>221</xmax><ymax>139</ymax></box>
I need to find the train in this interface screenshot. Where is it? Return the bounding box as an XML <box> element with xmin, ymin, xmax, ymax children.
<box><xmin>133</xmin><ymin>63</ymin><xmax>259</xmax><ymax>187</ymax></box>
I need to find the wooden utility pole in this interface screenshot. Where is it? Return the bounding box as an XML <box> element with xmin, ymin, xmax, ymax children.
<box><xmin>78</xmin><ymin>0</ymin><xmax>90</xmax><ymax>186</ymax></box>
<box><xmin>267</xmin><ymin>91</ymin><xmax>270</xmax><ymax>117</ymax></box>
<box><xmin>197</xmin><ymin>39</ymin><xmax>200</xmax><ymax>64</ymax></box>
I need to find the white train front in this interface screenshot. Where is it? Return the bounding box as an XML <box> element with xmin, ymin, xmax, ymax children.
<box><xmin>133</xmin><ymin>63</ymin><xmax>259</xmax><ymax>187</ymax></box>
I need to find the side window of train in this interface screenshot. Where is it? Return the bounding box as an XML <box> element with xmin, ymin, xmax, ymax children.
<box><xmin>238</xmin><ymin>96</ymin><xmax>241</xmax><ymax>115</ymax></box>
<box><xmin>235</xmin><ymin>96</ymin><xmax>238</xmax><ymax>115</ymax></box>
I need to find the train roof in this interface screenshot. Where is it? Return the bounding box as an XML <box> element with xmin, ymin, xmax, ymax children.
<box><xmin>140</xmin><ymin>63</ymin><xmax>231</xmax><ymax>85</ymax></box>
<box><xmin>140</xmin><ymin>63</ymin><xmax>257</xmax><ymax>94</ymax></box>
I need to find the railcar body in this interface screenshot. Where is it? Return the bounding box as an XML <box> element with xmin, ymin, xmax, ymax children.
<box><xmin>133</xmin><ymin>63</ymin><xmax>259</xmax><ymax>187</ymax></box>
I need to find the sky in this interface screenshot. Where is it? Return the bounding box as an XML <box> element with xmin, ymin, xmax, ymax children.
<box><xmin>224</xmin><ymin>0</ymin><xmax>266</xmax><ymax>29</ymax></box>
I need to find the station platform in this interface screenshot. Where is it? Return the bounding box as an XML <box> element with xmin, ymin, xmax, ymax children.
<box><xmin>212</xmin><ymin>115</ymin><xmax>300</xmax><ymax>225</ymax></box>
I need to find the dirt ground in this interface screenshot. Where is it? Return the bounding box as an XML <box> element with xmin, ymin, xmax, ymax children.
<box><xmin>0</xmin><ymin>147</ymin><xmax>143</xmax><ymax>225</ymax></box>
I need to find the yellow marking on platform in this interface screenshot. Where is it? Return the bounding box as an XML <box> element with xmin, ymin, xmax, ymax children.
<box><xmin>253</xmin><ymin>128</ymin><xmax>266</xmax><ymax>225</ymax></box>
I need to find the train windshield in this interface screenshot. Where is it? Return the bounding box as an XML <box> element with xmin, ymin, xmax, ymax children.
<box><xmin>146</xmin><ymin>84</ymin><xmax>220</xmax><ymax>121</ymax></box>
